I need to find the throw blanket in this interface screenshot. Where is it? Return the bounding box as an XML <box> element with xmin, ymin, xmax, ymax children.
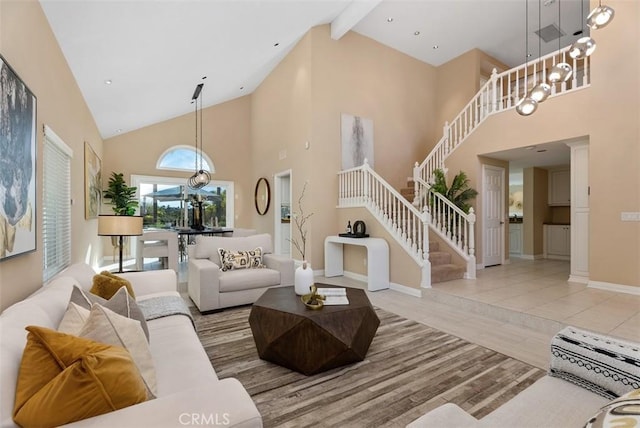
<box><xmin>138</xmin><ymin>296</ymin><xmax>195</xmax><ymax>330</ymax></box>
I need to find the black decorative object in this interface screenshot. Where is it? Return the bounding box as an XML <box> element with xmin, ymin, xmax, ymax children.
<box><xmin>338</xmin><ymin>220</ymin><xmax>369</xmax><ymax>238</ymax></box>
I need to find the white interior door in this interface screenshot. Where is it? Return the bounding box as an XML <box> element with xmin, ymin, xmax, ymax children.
<box><xmin>483</xmin><ymin>165</ymin><xmax>504</xmax><ymax>267</ymax></box>
<box><xmin>274</xmin><ymin>170</ymin><xmax>291</xmax><ymax>256</ymax></box>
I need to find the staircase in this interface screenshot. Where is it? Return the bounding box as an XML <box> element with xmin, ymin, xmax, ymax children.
<box><xmin>400</xmin><ymin>178</ymin><xmax>465</xmax><ymax>284</ymax></box>
<box><xmin>337</xmin><ymin>45</ymin><xmax>590</xmax><ymax>289</ymax></box>
<box><xmin>429</xmin><ymin>241</ymin><xmax>465</xmax><ymax>283</ymax></box>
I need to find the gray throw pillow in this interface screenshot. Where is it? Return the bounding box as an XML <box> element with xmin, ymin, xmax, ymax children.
<box><xmin>69</xmin><ymin>285</ymin><xmax>149</xmax><ymax>341</ymax></box>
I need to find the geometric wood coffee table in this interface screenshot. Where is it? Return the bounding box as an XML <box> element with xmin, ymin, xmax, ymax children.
<box><xmin>248</xmin><ymin>285</ymin><xmax>380</xmax><ymax>375</ymax></box>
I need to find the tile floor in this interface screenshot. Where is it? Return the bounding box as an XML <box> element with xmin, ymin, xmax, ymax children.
<box><xmin>315</xmin><ymin>257</ymin><xmax>640</xmax><ymax>370</ymax></box>
<box><xmin>115</xmin><ymin>256</ymin><xmax>639</xmax><ymax>370</ymax></box>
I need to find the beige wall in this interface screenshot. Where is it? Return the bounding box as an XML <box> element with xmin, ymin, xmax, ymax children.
<box><xmin>102</xmin><ymin>95</ymin><xmax>254</xmax><ymax>229</ymax></box>
<box><xmin>436</xmin><ymin>49</ymin><xmax>508</xmax><ymax>132</ymax></box>
<box><xmin>251</xmin><ymin>25</ymin><xmax>437</xmax><ymax>275</ymax></box>
<box><xmin>445</xmin><ymin>0</ymin><xmax>640</xmax><ymax>287</ymax></box>
<box><xmin>0</xmin><ymin>1</ymin><xmax>104</xmax><ymax>310</ymax></box>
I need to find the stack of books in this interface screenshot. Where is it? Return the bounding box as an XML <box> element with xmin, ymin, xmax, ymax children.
<box><xmin>317</xmin><ymin>287</ymin><xmax>349</xmax><ymax>305</ymax></box>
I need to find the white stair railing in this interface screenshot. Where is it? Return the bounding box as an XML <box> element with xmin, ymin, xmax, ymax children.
<box><xmin>338</xmin><ymin>160</ymin><xmax>432</xmax><ymax>288</ymax></box>
<box><xmin>415</xmin><ymin>45</ymin><xmax>590</xmax><ymax>190</ymax></box>
<box><xmin>425</xmin><ymin>188</ymin><xmax>476</xmax><ymax>279</ymax></box>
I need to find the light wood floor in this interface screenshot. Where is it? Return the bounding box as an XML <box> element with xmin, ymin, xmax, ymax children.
<box><xmin>109</xmin><ymin>256</ymin><xmax>640</xmax><ymax>371</ymax></box>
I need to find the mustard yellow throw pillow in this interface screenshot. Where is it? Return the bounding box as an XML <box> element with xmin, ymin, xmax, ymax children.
<box><xmin>90</xmin><ymin>271</ymin><xmax>135</xmax><ymax>299</ymax></box>
<box><xmin>13</xmin><ymin>326</ymin><xmax>147</xmax><ymax>428</ymax></box>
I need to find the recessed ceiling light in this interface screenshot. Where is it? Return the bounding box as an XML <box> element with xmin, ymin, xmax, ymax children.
<box><xmin>116</xmin><ymin>129</ymin><xmax>122</xmax><ymax>133</ymax></box>
<box><xmin>386</xmin><ymin>17</ymin><xmax>394</xmax><ymax>22</ymax></box>
<box><xmin>274</xmin><ymin>42</ymin><xmax>280</xmax><ymax>47</ymax></box>
<box><xmin>527</xmin><ymin>53</ymin><xmax>532</xmax><ymax>57</ymax></box>
<box><xmin>202</xmin><ymin>76</ymin><xmax>207</xmax><ymax>80</ymax></box>
<box><xmin>537</xmin><ymin>149</ymin><xmax>547</xmax><ymax>153</ymax></box>
<box><xmin>432</xmin><ymin>45</ymin><xmax>439</xmax><ymax>49</ymax></box>
<box><xmin>240</xmin><ymin>86</ymin><xmax>244</xmax><ymax>90</ymax></box>
<box><xmin>104</xmin><ymin>79</ymin><xmax>112</xmax><ymax>85</ymax></box>
<box><xmin>414</xmin><ymin>31</ymin><xmax>420</xmax><ymax>36</ymax></box>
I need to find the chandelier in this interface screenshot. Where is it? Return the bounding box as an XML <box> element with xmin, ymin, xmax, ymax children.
<box><xmin>188</xmin><ymin>83</ymin><xmax>211</xmax><ymax>189</ymax></box>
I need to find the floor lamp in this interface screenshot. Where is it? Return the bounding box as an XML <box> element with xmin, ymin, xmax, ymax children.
<box><xmin>98</xmin><ymin>215</ymin><xmax>143</xmax><ymax>273</ymax></box>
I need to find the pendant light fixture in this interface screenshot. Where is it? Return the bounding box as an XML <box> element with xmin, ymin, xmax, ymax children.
<box><xmin>530</xmin><ymin>0</ymin><xmax>551</xmax><ymax>103</ymax></box>
<box><xmin>569</xmin><ymin>0</ymin><xmax>597</xmax><ymax>59</ymax></box>
<box><xmin>548</xmin><ymin>0</ymin><xmax>573</xmax><ymax>84</ymax></box>
<box><xmin>587</xmin><ymin>0</ymin><xmax>615</xmax><ymax>29</ymax></box>
<box><xmin>516</xmin><ymin>0</ymin><xmax>538</xmax><ymax>116</ymax></box>
<box><xmin>188</xmin><ymin>82</ymin><xmax>211</xmax><ymax>190</ymax></box>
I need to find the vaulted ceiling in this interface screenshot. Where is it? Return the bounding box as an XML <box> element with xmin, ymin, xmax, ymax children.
<box><xmin>39</xmin><ymin>0</ymin><xmax>588</xmax><ymax>139</ymax></box>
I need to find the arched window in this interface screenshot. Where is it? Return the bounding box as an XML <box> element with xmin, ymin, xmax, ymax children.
<box><xmin>156</xmin><ymin>145</ymin><xmax>215</xmax><ymax>173</ymax></box>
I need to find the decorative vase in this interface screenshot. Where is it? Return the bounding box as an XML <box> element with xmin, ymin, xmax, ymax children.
<box><xmin>295</xmin><ymin>261</ymin><xmax>314</xmax><ymax>295</ymax></box>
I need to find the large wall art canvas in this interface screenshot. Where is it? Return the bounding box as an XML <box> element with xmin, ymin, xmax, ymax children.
<box><xmin>341</xmin><ymin>113</ymin><xmax>374</xmax><ymax>170</ymax></box>
<box><xmin>84</xmin><ymin>142</ymin><xmax>101</xmax><ymax>219</ymax></box>
<box><xmin>0</xmin><ymin>55</ymin><xmax>37</xmax><ymax>260</ymax></box>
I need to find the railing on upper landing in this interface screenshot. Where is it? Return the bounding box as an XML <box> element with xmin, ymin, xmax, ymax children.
<box><xmin>415</xmin><ymin>45</ymin><xmax>591</xmax><ymax>190</ymax></box>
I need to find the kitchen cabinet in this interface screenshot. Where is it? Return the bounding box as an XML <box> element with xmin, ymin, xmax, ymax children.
<box><xmin>548</xmin><ymin>169</ymin><xmax>570</xmax><ymax>206</ymax></box>
<box><xmin>544</xmin><ymin>225</ymin><xmax>570</xmax><ymax>260</ymax></box>
<box><xmin>509</xmin><ymin>223</ymin><xmax>523</xmax><ymax>255</ymax></box>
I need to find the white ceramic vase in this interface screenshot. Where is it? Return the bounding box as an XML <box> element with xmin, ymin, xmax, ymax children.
<box><xmin>294</xmin><ymin>261</ymin><xmax>314</xmax><ymax>295</ymax></box>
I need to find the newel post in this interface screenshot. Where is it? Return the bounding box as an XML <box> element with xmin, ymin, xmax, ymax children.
<box><xmin>362</xmin><ymin>159</ymin><xmax>370</xmax><ymax>204</ymax></box>
<box><xmin>490</xmin><ymin>68</ymin><xmax>498</xmax><ymax>112</ymax></box>
<box><xmin>413</xmin><ymin>162</ymin><xmax>420</xmax><ymax>206</ymax></box>
<box><xmin>466</xmin><ymin>207</ymin><xmax>476</xmax><ymax>280</ymax></box>
<box><xmin>420</xmin><ymin>205</ymin><xmax>431</xmax><ymax>288</ymax></box>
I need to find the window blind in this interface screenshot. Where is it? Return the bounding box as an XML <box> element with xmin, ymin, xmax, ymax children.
<box><xmin>42</xmin><ymin>126</ymin><xmax>73</xmax><ymax>282</ymax></box>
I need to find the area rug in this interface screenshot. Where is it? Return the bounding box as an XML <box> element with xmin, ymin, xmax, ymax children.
<box><xmin>192</xmin><ymin>306</ymin><xmax>545</xmax><ymax>428</ymax></box>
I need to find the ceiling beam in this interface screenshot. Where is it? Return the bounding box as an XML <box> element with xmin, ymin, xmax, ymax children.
<box><xmin>331</xmin><ymin>0</ymin><xmax>382</xmax><ymax>40</ymax></box>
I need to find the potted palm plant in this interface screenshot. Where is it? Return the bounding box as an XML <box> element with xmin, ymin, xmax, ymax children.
<box><xmin>431</xmin><ymin>169</ymin><xmax>477</xmax><ymax>213</ymax></box>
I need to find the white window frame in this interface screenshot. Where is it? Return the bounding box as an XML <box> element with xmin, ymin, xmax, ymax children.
<box><xmin>42</xmin><ymin>125</ymin><xmax>73</xmax><ymax>282</ymax></box>
<box><xmin>155</xmin><ymin>145</ymin><xmax>215</xmax><ymax>174</ymax></box>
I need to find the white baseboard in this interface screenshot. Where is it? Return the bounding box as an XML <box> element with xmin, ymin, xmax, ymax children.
<box><xmin>518</xmin><ymin>254</ymin><xmax>545</xmax><ymax>260</ymax></box>
<box><xmin>390</xmin><ymin>282</ymin><xmax>422</xmax><ymax>297</ymax></box>
<box><xmin>339</xmin><ymin>271</ymin><xmax>422</xmax><ymax>297</ymax></box>
<box><xmin>343</xmin><ymin>271</ymin><xmax>368</xmax><ymax>283</ymax></box>
<box><xmin>588</xmin><ymin>280</ymin><xmax>640</xmax><ymax>296</ymax></box>
<box><xmin>568</xmin><ymin>274</ymin><xmax>589</xmax><ymax>284</ymax></box>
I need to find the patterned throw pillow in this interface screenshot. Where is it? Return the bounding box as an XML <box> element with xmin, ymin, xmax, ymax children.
<box><xmin>585</xmin><ymin>389</ymin><xmax>640</xmax><ymax>428</ymax></box>
<box><xmin>217</xmin><ymin>247</ymin><xmax>263</xmax><ymax>272</ymax></box>
<box><xmin>549</xmin><ymin>326</ymin><xmax>640</xmax><ymax>399</ymax></box>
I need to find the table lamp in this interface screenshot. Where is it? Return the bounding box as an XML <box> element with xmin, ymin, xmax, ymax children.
<box><xmin>98</xmin><ymin>215</ymin><xmax>143</xmax><ymax>273</ymax></box>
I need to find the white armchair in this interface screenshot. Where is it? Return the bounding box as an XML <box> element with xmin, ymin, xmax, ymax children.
<box><xmin>188</xmin><ymin>233</ymin><xmax>294</xmax><ymax>312</ymax></box>
<box><xmin>135</xmin><ymin>230</ymin><xmax>179</xmax><ymax>272</ymax></box>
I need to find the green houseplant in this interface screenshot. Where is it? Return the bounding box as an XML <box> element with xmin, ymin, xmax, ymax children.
<box><xmin>431</xmin><ymin>169</ymin><xmax>478</xmax><ymax>214</ymax></box>
<box><xmin>103</xmin><ymin>172</ymin><xmax>138</xmax><ymax>215</ymax></box>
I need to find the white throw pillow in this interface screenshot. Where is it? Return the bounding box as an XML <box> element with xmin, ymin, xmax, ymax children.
<box><xmin>79</xmin><ymin>304</ymin><xmax>157</xmax><ymax>398</ymax></box>
<box><xmin>57</xmin><ymin>302</ymin><xmax>90</xmax><ymax>335</ymax></box>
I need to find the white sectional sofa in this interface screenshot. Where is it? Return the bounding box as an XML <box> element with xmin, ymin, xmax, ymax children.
<box><xmin>0</xmin><ymin>263</ymin><xmax>262</xmax><ymax>428</ymax></box>
<box><xmin>188</xmin><ymin>233</ymin><xmax>294</xmax><ymax>312</ymax></box>
<box><xmin>407</xmin><ymin>326</ymin><xmax>640</xmax><ymax>428</ymax></box>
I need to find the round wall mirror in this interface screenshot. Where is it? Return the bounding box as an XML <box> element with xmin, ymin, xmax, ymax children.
<box><xmin>254</xmin><ymin>177</ymin><xmax>270</xmax><ymax>215</ymax></box>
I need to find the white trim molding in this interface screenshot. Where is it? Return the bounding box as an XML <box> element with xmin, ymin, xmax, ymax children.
<box><xmin>588</xmin><ymin>280</ymin><xmax>640</xmax><ymax>296</ymax></box>
<box><xmin>390</xmin><ymin>282</ymin><xmax>422</xmax><ymax>297</ymax></box>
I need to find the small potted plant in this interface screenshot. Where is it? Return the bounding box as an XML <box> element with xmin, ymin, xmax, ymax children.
<box><xmin>288</xmin><ymin>182</ymin><xmax>314</xmax><ymax>295</ymax></box>
<box><xmin>102</xmin><ymin>172</ymin><xmax>139</xmax><ymax>251</ymax></box>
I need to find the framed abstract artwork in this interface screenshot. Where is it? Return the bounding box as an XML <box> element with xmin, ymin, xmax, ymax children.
<box><xmin>341</xmin><ymin>113</ymin><xmax>374</xmax><ymax>170</ymax></box>
<box><xmin>84</xmin><ymin>142</ymin><xmax>102</xmax><ymax>219</ymax></box>
<box><xmin>0</xmin><ymin>55</ymin><xmax>37</xmax><ymax>260</ymax></box>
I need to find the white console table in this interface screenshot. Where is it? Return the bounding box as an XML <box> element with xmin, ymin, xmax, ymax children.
<box><xmin>324</xmin><ymin>236</ymin><xmax>389</xmax><ymax>291</ymax></box>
